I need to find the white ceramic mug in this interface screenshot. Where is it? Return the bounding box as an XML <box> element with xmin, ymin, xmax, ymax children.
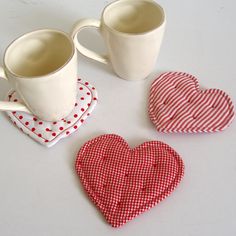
<box><xmin>71</xmin><ymin>0</ymin><xmax>166</xmax><ymax>81</ymax></box>
<box><xmin>0</xmin><ymin>29</ymin><xmax>78</xmax><ymax>121</ymax></box>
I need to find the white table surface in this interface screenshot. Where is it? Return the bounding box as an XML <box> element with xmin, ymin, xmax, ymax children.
<box><xmin>0</xmin><ymin>0</ymin><xmax>236</xmax><ymax>235</ymax></box>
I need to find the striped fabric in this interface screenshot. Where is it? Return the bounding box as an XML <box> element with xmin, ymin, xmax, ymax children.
<box><xmin>149</xmin><ymin>72</ymin><xmax>235</xmax><ymax>133</ymax></box>
<box><xmin>76</xmin><ymin>134</ymin><xmax>184</xmax><ymax>227</ymax></box>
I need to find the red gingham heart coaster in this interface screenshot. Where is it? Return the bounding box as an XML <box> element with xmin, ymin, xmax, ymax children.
<box><xmin>5</xmin><ymin>78</ymin><xmax>98</xmax><ymax>147</ymax></box>
<box><xmin>149</xmin><ymin>72</ymin><xmax>235</xmax><ymax>133</ymax></box>
<box><xmin>75</xmin><ymin>134</ymin><xmax>184</xmax><ymax>227</ymax></box>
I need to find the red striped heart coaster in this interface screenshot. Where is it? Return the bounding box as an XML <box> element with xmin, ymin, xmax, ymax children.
<box><xmin>149</xmin><ymin>72</ymin><xmax>235</xmax><ymax>133</ymax></box>
<box><xmin>75</xmin><ymin>134</ymin><xmax>184</xmax><ymax>227</ymax></box>
<box><xmin>5</xmin><ymin>78</ymin><xmax>98</xmax><ymax>147</ymax></box>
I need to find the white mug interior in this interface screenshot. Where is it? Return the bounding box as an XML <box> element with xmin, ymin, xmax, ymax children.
<box><xmin>4</xmin><ymin>29</ymin><xmax>74</xmax><ymax>78</ymax></box>
<box><xmin>103</xmin><ymin>0</ymin><xmax>165</xmax><ymax>34</ymax></box>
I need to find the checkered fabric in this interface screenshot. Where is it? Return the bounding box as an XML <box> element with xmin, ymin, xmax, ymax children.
<box><xmin>75</xmin><ymin>134</ymin><xmax>184</xmax><ymax>227</ymax></box>
<box><xmin>5</xmin><ymin>78</ymin><xmax>98</xmax><ymax>147</ymax></box>
<box><xmin>149</xmin><ymin>72</ymin><xmax>235</xmax><ymax>133</ymax></box>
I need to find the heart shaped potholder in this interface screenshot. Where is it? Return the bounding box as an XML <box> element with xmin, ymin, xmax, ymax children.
<box><xmin>6</xmin><ymin>78</ymin><xmax>98</xmax><ymax>147</ymax></box>
<box><xmin>149</xmin><ymin>72</ymin><xmax>235</xmax><ymax>133</ymax></box>
<box><xmin>75</xmin><ymin>134</ymin><xmax>184</xmax><ymax>227</ymax></box>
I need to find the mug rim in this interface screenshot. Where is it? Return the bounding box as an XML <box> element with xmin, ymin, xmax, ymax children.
<box><xmin>3</xmin><ymin>29</ymin><xmax>76</xmax><ymax>79</ymax></box>
<box><xmin>101</xmin><ymin>0</ymin><xmax>166</xmax><ymax>36</ymax></box>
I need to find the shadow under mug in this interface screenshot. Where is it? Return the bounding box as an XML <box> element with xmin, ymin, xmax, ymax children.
<box><xmin>71</xmin><ymin>0</ymin><xmax>166</xmax><ymax>81</ymax></box>
<box><xmin>0</xmin><ymin>29</ymin><xmax>78</xmax><ymax>122</ymax></box>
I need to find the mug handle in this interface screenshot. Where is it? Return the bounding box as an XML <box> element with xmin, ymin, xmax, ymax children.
<box><xmin>71</xmin><ymin>19</ymin><xmax>109</xmax><ymax>64</ymax></box>
<box><xmin>0</xmin><ymin>66</ymin><xmax>31</xmax><ymax>113</ymax></box>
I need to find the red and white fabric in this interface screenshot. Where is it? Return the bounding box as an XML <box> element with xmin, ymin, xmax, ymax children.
<box><xmin>5</xmin><ymin>78</ymin><xmax>98</xmax><ymax>147</ymax></box>
<box><xmin>75</xmin><ymin>134</ymin><xmax>184</xmax><ymax>227</ymax></box>
<box><xmin>149</xmin><ymin>72</ymin><xmax>235</xmax><ymax>133</ymax></box>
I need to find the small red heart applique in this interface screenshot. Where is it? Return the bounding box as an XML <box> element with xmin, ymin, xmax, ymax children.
<box><xmin>149</xmin><ymin>72</ymin><xmax>235</xmax><ymax>133</ymax></box>
<box><xmin>75</xmin><ymin>134</ymin><xmax>184</xmax><ymax>227</ymax></box>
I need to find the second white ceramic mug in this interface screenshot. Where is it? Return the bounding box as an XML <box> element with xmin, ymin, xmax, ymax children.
<box><xmin>71</xmin><ymin>0</ymin><xmax>166</xmax><ymax>81</ymax></box>
<box><xmin>0</xmin><ymin>29</ymin><xmax>78</xmax><ymax>121</ymax></box>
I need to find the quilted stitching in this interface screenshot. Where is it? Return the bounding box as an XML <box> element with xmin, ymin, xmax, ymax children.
<box><xmin>75</xmin><ymin>134</ymin><xmax>184</xmax><ymax>227</ymax></box>
<box><xmin>149</xmin><ymin>72</ymin><xmax>235</xmax><ymax>133</ymax></box>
